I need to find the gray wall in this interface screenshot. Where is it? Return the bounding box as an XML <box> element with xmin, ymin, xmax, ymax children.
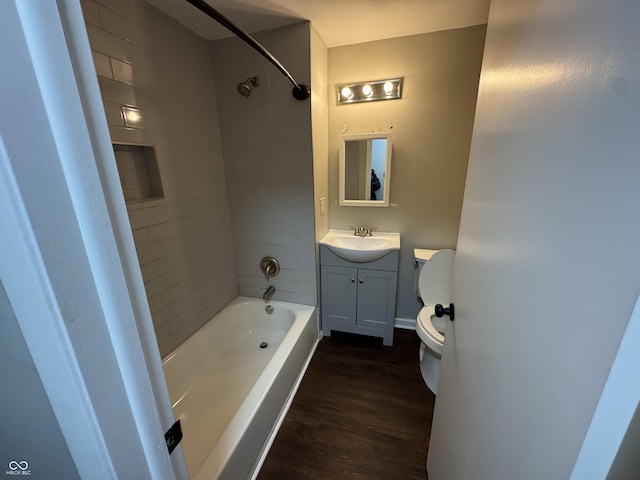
<box><xmin>311</xmin><ymin>25</ymin><xmax>329</xmax><ymax>247</ymax></box>
<box><xmin>327</xmin><ymin>26</ymin><xmax>486</xmax><ymax>319</ymax></box>
<box><xmin>210</xmin><ymin>22</ymin><xmax>317</xmax><ymax>306</ymax></box>
<box><xmin>82</xmin><ymin>0</ymin><xmax>237</xmax><ymax>356</ymax></box>
<box><xmin>0</xmin><ymin>282</ymin><xmax>80</xmax><ymax>479</ymax></box>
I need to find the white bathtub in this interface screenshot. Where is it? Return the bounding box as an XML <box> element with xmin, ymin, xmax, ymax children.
<box><xmin>162</xmin><ymin>296</ymin><xmax>318</xmax><ymax>479</ymax></box>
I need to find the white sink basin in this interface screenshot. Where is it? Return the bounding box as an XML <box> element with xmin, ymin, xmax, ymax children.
<box><xmin>320</xmin><ymin>230</ymin><xmax>400</xmax><ymax>263</ymax></box>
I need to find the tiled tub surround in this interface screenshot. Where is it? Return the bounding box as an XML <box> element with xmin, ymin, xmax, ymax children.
<box><xmin>210</xmin><ymin>22</ymin><xmax>317</xmax><ymax>307</ymax></box>
<box><xmin>113</xmin><ymin>144</ymin><xmax>164</xmax><ymax>202</ymax></box>
<box><xmin>83</xmin><ymin>0</ymin><xmax>318</xmax><ymax>356</ymax></box>
<box><xmin>82</xmin><ymin>0</ymin><xmax>238</xmax><ymax>356</ymax></box>
<box><xmin>163</xmin><ymin>297</ymin><xmax>318</xmax><ymax>479</ymax></box>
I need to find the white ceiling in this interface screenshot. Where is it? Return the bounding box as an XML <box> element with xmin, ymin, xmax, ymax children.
<box><xmin>148</xmin><ymin>0</ymin><xmax>490</xmax><ymax>48</ymax></box>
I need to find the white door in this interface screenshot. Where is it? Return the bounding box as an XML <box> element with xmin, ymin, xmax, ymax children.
<box><xmin>427</xmin><ymin>0</ymin><xmax>640</xmax><ymax>479</ymax></box>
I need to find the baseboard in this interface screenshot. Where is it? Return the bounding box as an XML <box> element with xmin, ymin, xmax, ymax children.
<box><xmin>321</xmin><ymin>318</ymin><xmax>416</xmax><ymax>331</ymax></box>
<box><xmin>395</xmin><ymin>317</ymin><xmax>416</xmax><ymax>330</ymax></box>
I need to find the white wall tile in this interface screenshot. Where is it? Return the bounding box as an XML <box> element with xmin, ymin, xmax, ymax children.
<box><xmin>102</xmin><ymin>102</ymin><xmax>124</xmax><ymax>126</ymax></box>
<box><xmin>147</xmin><ymin>294</ymin><xmax>163</xmax><ymax>314</ymax></box>
<box><xmin>88</xmin><ymin>0</ymin><xmax>237</xmax><ymax>355</ymax></box>
<box><xmin>276</xmin><ymin>193</ymin><xmax>313</xmax><ymax>208</ymax></box>
<box><xmin>152</xmin><ymin>253</ymin><xmax>178</xmax><ymax>276</ymax></box>
<box><xmin>127</xmin><ymin>205</ymin><xmax>168</xmax><ymax>229</ymax></box>
<box><xmin>86</xmin><ymin>24</ymin><xmax>135</xmax><ymax>62</ymax></box>
<box><xmin>160</xmin><ymin>284</ymin><xmax>184</xmax><ymax>307</ymax></box>
<box><xmin>131</xmin><ymin>227</ymin><xmax>148</xmax><ymax>245</ymax></box>
<box><xmin>98</xmin><ymin>5</ymin><xmax>138</xmax><ymax>43</ymax></box>
<box><xmin>146</xmin><ymin>222</ymin><xmax>173</xmax><ymax>243</ymax></box>
<box><xmin>94</xmin><ymin>0</ymin><xmax>131</xmax><ymax>19</ymax></box>
<box><xmin>92</xmin><ymin>51</ymin><xmax>112</xmax><ymax>78</ymax></box>
<box><xmin>110</xmin><ymin>58</ymin><xmax>133</xmax><ymax>85</ymax></box>
<box><xmin>136</xmin><ymin>239</ymin><xmax>173</xmax><ymax>266</ymax></box>
<box><xmin>154</xmin><ymin>324</ymin><xmax>170</xmax><ymax>344</ymax></box>
<box><xmin>278</xmin><ymin>220</ymin><xmax>314</xmax><ymax>234</ymax></box>
<box><xmin>262</xmin><ymin>232</ymin><xmax>297</xmax><ymax>246</ymax></box>
<box><xmin>97</xmin><ymin>77</ymin><xmax>136</xmax><ymax>105</ymax></box>
<box><xmin>81</xmin><ymin>0</ymin><xmax>101</xmax><ymax>26</ymax></box>
<box><xmin>153</xmin><ymin>298</ymin><xmax>186</xmax><ymax>328</ymax></box>
<box><xmin>298</xmin><ymin>258</ymin><xmax>316</xmax><ymax>271</ymax></box>
<box><xmin>86</xmin><ymin>4</ymin><xmax>315</xmax><ymax>356</ymax></box>
<box><xmin>108</xmin><ymin>125</ymin><xmax>154</xmax><ymax>145</ymax></box>
<box><xmin>144</xmin><ymin>268</ymin><xmax>180</xmax><ymax>298</ymax></box>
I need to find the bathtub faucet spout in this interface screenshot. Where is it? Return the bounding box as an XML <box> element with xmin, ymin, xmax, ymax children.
<box><xmin>263</xmin><ymin>285</ymin><xmax>276</xmax><ymax>302</ymax></box>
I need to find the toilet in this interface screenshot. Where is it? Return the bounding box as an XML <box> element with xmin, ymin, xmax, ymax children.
<box><xmin>414</xmin><ymin>248</ymin><xmax>456</xmax><ymax>394</ymax></box>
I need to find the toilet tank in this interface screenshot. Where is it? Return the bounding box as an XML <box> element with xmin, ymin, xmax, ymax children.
<box><xmin>414</xmin><ymin>249</ymin><xmax>439</xmax><ymax>300</ymax></box>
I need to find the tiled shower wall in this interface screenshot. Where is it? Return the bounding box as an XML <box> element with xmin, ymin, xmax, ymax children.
<box><xmin>210</xmin><ymin>23</ymin><xmax>317</xmax><ymax>306</ymax></box>
<box><xmin>82</xmin><ymin>0</ymin><xmax>237</xmax><ymax>356</ymax></box>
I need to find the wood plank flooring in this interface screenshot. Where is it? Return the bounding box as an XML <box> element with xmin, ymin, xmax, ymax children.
<box><xmin>257</xmin><ymin>329</ymin><xmax>435</xmax><ymax>480</ymax></box>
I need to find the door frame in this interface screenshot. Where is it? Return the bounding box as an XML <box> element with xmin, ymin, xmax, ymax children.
<box><xmin>0</xmin><ymin>1</ymin><xmax>186</xmax><ymax>477</ymax></box>
<box><xmin>570</xmin><ymin>294</ymin><xmax>640</xmax><ymax>478</ymax></box>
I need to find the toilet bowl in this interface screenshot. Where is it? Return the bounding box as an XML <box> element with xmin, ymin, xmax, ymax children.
<box><xmin>414</xmin><ymin>249</ymin><xmax>455</xmax><ymax>394</ymax></box>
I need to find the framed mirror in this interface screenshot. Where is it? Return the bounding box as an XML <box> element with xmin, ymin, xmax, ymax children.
<box><xmin>339</xmin><ymin>132</ymin><xmax>392</xmax><ymax>207</ymax></box>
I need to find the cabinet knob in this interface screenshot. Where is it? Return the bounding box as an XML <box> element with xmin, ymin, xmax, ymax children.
<box><xmin>359</xmin><ymin>279</ymin><xmax>363</xmax><ymax>284</ymax></box>
<box><xmin>351</xmin><ymin>278</ymin><xmax>355</xmax><ymax>283</ymax></box>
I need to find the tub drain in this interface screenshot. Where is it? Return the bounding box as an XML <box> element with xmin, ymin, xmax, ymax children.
<box><xmin>259</xmin><ymin>341</ymin><xmax>268</xmax><ymax>349</ymax></box>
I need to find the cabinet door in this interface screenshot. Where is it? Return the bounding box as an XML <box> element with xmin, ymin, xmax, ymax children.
<box><xmin>356</xmin><ymin>269</ymin><xmax>397</xmax><ymax>329</ymax></box>
<box><xmin>321</xmin><ymin>265</ymin><xmax>357</xmax><ymax>326</ymax></box>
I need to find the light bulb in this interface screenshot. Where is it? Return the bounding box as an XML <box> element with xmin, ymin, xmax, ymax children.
<box><xmin>383</xmin><ymin>81</ymin><xmax>394</xmax><ymax>94</ymax></box>
<box><xmin>362</xmin><ymin>84</ymin><xmax>373</xmax><ymax>97</ymax></box>
<box><xmin>341</xmin><ymin>87</ymin><xmax>353</xmax><ymax>99</ymax></box>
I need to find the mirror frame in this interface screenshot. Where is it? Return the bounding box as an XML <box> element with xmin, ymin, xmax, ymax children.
<box><xmin>339</xmin><ymin>132</ymin><xmax>393</xmax><ymax>207</ymax></box>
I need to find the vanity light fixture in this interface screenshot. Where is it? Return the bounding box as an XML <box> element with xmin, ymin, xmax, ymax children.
<box><xmin>337</xmin><ymin>78</ymin><xmax>403</xmax><ymax>105</ymax></box>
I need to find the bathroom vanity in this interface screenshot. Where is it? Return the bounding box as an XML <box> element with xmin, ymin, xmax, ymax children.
<box><xmin>319</xmin><ymin>242</ymin><xmax>399</xmax><ymax>346</ymax></box>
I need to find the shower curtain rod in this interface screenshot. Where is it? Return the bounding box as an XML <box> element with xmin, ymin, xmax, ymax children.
<box><xmin>184</xmin><ymin>0</ymin><xmax>310</xmax><ymax>101</ymax></box>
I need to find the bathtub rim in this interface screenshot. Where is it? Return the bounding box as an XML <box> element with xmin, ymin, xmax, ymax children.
<box><xmin>162</xmin><ymin>296</ymin><xmax>318</xmax><ymax>480</ymax></box>
<box><xmin>249</xmin><ymin>322</ymin><xmax>319</xmax><ymax>479</ymax></box>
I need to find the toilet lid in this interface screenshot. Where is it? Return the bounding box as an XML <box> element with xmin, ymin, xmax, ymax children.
<box><xmin>418</xmin><ymin>249</ymin><xmax>455</xmax><ymax>305</ymax></box>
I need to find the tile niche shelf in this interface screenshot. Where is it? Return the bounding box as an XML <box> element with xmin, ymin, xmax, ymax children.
<box><xmin>113</xmin><ymin>144</ymin><xmax>164</xmax><ymax>203</ymax></box>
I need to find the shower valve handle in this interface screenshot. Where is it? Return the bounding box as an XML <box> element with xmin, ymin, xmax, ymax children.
<box><xmin>435</xmin><ymin>303</ymin><xmax>455</xmax><ymax>322</ymax></box>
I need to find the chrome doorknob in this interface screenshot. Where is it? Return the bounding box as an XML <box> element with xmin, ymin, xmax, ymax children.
<box><xmin>435</xmin><ymin>303</ymin><xmax>455</xmax><ymax>321</ymax></box>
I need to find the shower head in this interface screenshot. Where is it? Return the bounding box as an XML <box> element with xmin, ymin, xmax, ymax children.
<box><xmin>237</xmin><ymin>76</ymin><xmax>260</xmax><ymax>97</ymax></box>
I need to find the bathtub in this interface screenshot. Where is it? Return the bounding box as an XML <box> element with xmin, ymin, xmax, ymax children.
<box><xmin>162</xmin><ymin>296</ymin><xmax>318</xmax><ymax>479</ymax></box>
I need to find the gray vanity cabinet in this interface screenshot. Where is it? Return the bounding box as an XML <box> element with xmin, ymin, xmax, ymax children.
<box><xmin>320</xmin><ymin>245</ymin><xmax>398</xmax><ymax>346</ymax></box>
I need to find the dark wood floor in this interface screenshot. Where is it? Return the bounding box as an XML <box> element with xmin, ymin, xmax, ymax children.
<box><xmin>257</xmin><ymin>329</ymin><xmax>435</xmax><ymax>480</ymax></box>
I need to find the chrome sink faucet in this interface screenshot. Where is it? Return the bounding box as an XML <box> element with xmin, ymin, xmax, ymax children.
<box><xmin>350</xmin><ymin>226</ymin><xmax>375</xmax><ymax>237</ymax></box>
<box><xmin>350</xmin><ymin>226</ymin><xmax>369</xmax><ymax>237</ymax></box>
